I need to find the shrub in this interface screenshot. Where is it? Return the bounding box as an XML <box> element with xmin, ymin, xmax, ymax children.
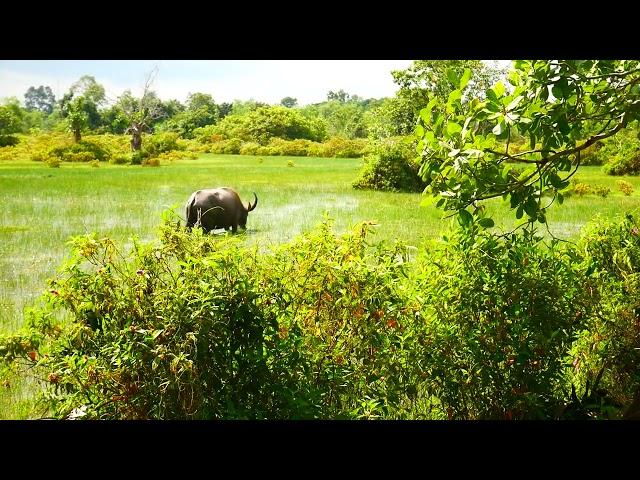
<box><xmin>575</xmin><ymin>141</ymin><xmax>605</xmax><ymax>166</ymax></box>
<box><xmin>46</xmin><ymin>157</ymin><xmax>60</xmax><ymax>168</ymax></box>
<box><xmin>592</xmin><ymin>185</ymin><xmax>611</xmax><ymax>198</ymax></box>
<box><xmin>143</xmin><ymin>132</ymin><xmax>183</xmax><ymax>157</ymax></box>
<box><xmin>49</xmin><ymin>139</ymin><xmax>111</xmax><ymax>162</ymax></box>
<box><xmin>321</xmin><ymin>136</ymin><xmax>368</xmax><ymax>158</ymax></box>
<box><xmin>287</xmin><ymin>160</ymin><xmax>294</xmax><ymax>167</ymax></box>
<box><xmin>414</xmin><ymin>228</ymin><xmax>591</xmax><ymax>419</ymax></box>
<box><xmin>239</xmin><ymin>142</ymin><xmax>261</xmax><ymax>156</ymax></box>
<box><xmin>130</xmin><ymin>151</ymin><xmax>144</xmax><ymax>165</ymax></box>
<box><xmin>110</xmin><ymin>154</ymin><xmax>131</xmax><ymax>165</ymax></box>
<box><xmin>0</xmin><ymin>135</ymin><xmax>19</xmax><ymax>147</ymax></box>
<box><xmin>573</xmin><ymin>183</ymin><xmax>591</xmax><ymax>196</ymax></box>
<box><xmin>353</xmin><ymin>138</ymin><xmax>425</xmax><ymax>193</ymax></box>
<box><xmin>90</xmin><ymin>160</ymin><xmax>100</xmax><ymax>168</ymax></box>
<box><xmin>604</xmin><ymin>153</ymin><xmax>640</xmax><ymax>176</ymax></box>
<box><xmin>618</xmin><ymin>180</ymin><xmax>634</xmax><ymax>196</ymax></box>
<box><xmin>0</xmin><ymin>220</ymin><xmax>424</xmax><ymax>419</ymax></box>
<box><xmin>142</xmin><ymin>157</ymin><xmax>161</xmax><ymax>167</ymax></box>
<box><xmin>565</xmin><ymin>213</ymin><xmax>640</xmax><ymax>418</ymax></box>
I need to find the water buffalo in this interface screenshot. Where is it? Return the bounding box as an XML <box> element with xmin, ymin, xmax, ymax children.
<box><xmin>185</xmin><ymin>187</ymin><xmax>258</xmax><ymax>233</ymax></box>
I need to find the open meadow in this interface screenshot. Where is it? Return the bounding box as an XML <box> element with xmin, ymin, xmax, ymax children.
<box><xmin>1</xmin><ymin>154</ymin><xmax>640</xmax><ymax>418</ymax></box>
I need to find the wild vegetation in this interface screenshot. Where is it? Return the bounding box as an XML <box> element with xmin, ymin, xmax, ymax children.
<box><xmin>2</xmin><ymin>60</ymin><xmax>640</xmax><ymax>419</ymax></box>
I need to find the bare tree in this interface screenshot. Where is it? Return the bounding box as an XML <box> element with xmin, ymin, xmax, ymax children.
<box><xmin>118</xmin><ymin>65</ymin><xmax>164</xmax><ymax>151</ymax></box>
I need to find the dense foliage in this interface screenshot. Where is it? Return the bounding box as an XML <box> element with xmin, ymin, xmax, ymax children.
<box><xmin>353</xmin><ymin>138</ymin><xmax>426</xmax><ymax>192</ymax></box>
<box><xmin>2</xmin><ymin>211</ymin><xmax>640</xmax><ymax>419</ymax></box>
<box><xmin>417</xmin><ymin>60</ymin><xmax>640</xmax><ymax>228</ymax></box>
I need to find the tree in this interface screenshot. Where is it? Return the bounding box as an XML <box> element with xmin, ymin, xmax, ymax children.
<box><xmin>280</xmin><ymin>97</ymin><xmax>298</xmax><ymax>108</ymax></box>
<box><xmin>24</xmin><ymin>86</ymin><xmax>56</xmax><ymax>114</ymax></box>
<box><xmin>218</xmin><ymin>102</ymin><xmax>233</xmax><ymax>120</ymax></box>
<box><xmin>58</xmin><ymin>76</ymin><xmax>107</xmax><ymax>131</ymax></box>
<box><xmin>214</xmin><ymin>106</ymin><xmax>325</xmax><ymax>144</ymax></box>
<box><xmin>0</xmin><ymin>103</ymin><xmax>22</xmax><ymax>145</ymax></box>
<box><xmin>64</xmin><ymin>96</ymin><xmax>88</xmax><ymax>143</ymax></box>
<box><xmin>389</xmin><ymin>60</ymin><xmax>505</xmax><ymax>140</ymax></box>
<box><xmin>327</xmin><ymin>89</ymin><xmax>350</xmax><ymax>103</ymax></box>
<box><xmin>117</xmin><ymin>67</ymin><xmax>164</xmax><ymax>151</ymax></box>
<box><xmin>70</xmin><ymin>75</ymin><xmax>106</xmax><ymax>105</ymax></box>
<box><xmin>416</xmin><ymin>60</ymin><xmax>640</xmax><ymax>229</ymax></box>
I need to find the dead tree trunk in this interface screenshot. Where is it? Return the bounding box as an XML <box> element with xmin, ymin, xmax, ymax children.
<box><xmin>130</xmin><ymin>125</ymin><xmax>142</xmax><ymax>151</ymax></box>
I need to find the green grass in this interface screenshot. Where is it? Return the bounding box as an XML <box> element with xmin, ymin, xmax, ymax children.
<box><xmin>1</xmin><ymin>154</ymin><xmax>640</xmax><ymax>418</ymax></box>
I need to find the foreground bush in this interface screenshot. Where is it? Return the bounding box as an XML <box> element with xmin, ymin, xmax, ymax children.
<box><xmin>4</xmin><ymin>212</ymin><xmax>640</xmax><ymax>420</ymax></box>
<box><xmin>565</xmin><ymin>213</ymin><xmax>640</xmax><ymax>418</ymax></box>
<box><xmin>413</xmin><ymin>227</ymin><xmax>592</xmax><ymax>419</ymax></box>
<box><xmin>0</xmin><ymin>219</ymin><xmax>423</xmax><ymax>419</ymax></box>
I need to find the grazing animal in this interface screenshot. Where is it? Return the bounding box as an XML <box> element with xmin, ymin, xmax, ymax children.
<box><xmin>185</xmin><ymin>187</ymin><xmax>258</xmax><ymax>233</ymax></box>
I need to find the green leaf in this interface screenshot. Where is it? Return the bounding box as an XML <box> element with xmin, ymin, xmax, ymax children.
<box><xmin>446</xmin><ymin>69</ymin><xmax>460</xmax><ymax>87</ymax></box>
<box><xmin>506</xmin><ymin>95</ymin><xmax>523</xmax><ymax>111</ymax></box>
<box><xmin>478</xmin><ymin>218</ymin><xmax>495</xmax><ymax>228</ymax></box>
<box><xmin>492</xmin><ymin>121</ymin><xmax>504</xmax><ymax>136</ymax></box>
<box><xmin>419</xmin><ymin>98</ymin><xmax>438</xmax><ymax>123</ymax></box>
<box><xmin>460</xmin><ymin>68</ymin><xmax>472</xmax><ymax>90</ymax></box>
<box><xmin>516</xmin><ymin>205</ymin><xmax>524</xmax><ymax>219</ymax></box>
<box><xmin>493</xmin><ymin>81</ymin><xmax>506</xmax><ymax>97</ymax></box>
<box><xmin>486</xmin><ymin>89</ymin><xmax>498</xmax><ymax>103</ymax></box>
<box><xmin>523</xmin><ymin>197</ymin><xmax>538</xmax><ymax>217</ymax></box>
<box><xmin>537</xmin><ymin>211</ymin><xmax>547</xmax><ymax>224</ymax></box>
<box><xmin>447</xmin><ymin>121</ymin><xmax>462</xmax><ymax>135</ymax></box>
<box><xmin>448</xmin><ymin>89</ymin><xmax>462</xmax><ymax>105</ymax></box>
<box><xmin>502</xmin><ymin>164</ymin><xmax>511</xmax><ymax>179</ymax></box>
<box><xmin>557</xmin><ymin>116</ymin><xmax>571</xmax><ymax>135</ymax></box>
<box><xmin>548</xmin><ymin>172</ymin><xmax>562</xmax><ymax>188</ymax></box>
<box><xmin>458</xmin><ymin>209</ymin><xmax>473</xmax><ymax>226</ymax></box>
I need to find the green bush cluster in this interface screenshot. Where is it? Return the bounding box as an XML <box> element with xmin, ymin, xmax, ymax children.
<box><xmin>206</xmin><ymin>136</ymin><xmax>368</xmax><ymax>158</ymax></box>
<box><xmin>599</xmin><ymin>127</ymin><xmax>640</xmax><ymax>175</ymax></box>
<box><xmin>352</xmin><ymin>138</ymin><xmax>425</xmax><ymax>192</ymax></box>
<box><xmin>0</xmin><ymin>220</ymin><xmax>423</xmax><ymax>419</ymax></box>
<box><xmin>618</xmin><ymin>180</ymin><xmax>634</xmax><ymax>196</ymax></box>
<box><xmin>413</xmin><ymin>228</ymin><xmax>591</xmax><ymax>419</ymax></box>
<box><xmin>4</xmin><ymin>213</ymin><xmax>640</xmax><ymax>420</ymax></box>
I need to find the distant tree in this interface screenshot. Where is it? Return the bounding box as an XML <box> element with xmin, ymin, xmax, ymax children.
<box><xmin>159</xmin><ymin>99</ymin><xmax>185</xmax><ymax>120</ymax></box>
<box><xmin>231</xmin><ymin>99</ymin><xmax>268</xmax><ymax>116</ymax></box>
<box><xmin>59</xmin><ymin>75</ymin><xmax>107</xmax><ymax>130</ymax></box>
<box><xmin>159</xmin><ymin>92</ymin><xmax>220</xmax><ymax>138</ymax></box>
<box><xmin>327</xmin><ymin>89</ymin><xmax>350</xmax><ymax>103</ymax></box>
<box><xmin>301</xmin><ymin>97</ymin><xmax>371</xmax><ymax>139</ymax></box>
<box><xmin>214</xmin><ymin>105</ymin><xmax>325</xmax><ymax>144</ymax></box>
<box><xmin>63</xmin><ymin>96</ymin><xmax>88</xmax><ymax>143</ymax></box>
<box><xmin>70</xmin><ymin>75</ymin><xmax>106</xmax><ymax>105</ymax></box>
<box><xmin>218</xmin><ymin>102</ymin><xmax>233</xmax><ymax>120</ymax></box>
<box><xmin>280</xmin><ymin>97</ymin><xmax>298</xmax><ymax>108</ymax></box>
<box><xmin>0</xmin><ymin>105</ymin><xmax>22</xmax><ymax>142</ymax></box>
<box><xmin>117</xmin><ymin>67</ymin><xmax>164</xmax><ymax>151</ymax></box>
<box><xmin>24</xmin><ymin>86</ymin><xmax>56</xmax><ymax>114</ymax></box>
<box><xmin>100</xmin><ymin>105</ymin><xmax>130</xmax><ymax>134</ymax></box>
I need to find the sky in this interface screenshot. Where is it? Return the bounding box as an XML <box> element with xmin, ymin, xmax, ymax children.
<box><xmin>0</xmin><ymin>60</ymin><xmax>422</xmax><ymax>106</ymax></box>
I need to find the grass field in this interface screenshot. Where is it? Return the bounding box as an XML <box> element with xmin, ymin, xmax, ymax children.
<box><xmin>1</xmin><ymin>153</ymin><xmax>640</xmax><ymax>418</ymax></box>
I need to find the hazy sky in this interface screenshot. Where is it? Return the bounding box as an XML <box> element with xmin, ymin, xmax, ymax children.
<box><xmin>0</xmin><ymin>60</ymin><xmax>420</xmax><ymax>106</ymax></box>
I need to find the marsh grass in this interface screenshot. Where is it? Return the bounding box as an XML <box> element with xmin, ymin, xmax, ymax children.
<box><xmin>1</xmin><ymin>155</ymin><xmax>640</xmax><ymax>418</ymax></box>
